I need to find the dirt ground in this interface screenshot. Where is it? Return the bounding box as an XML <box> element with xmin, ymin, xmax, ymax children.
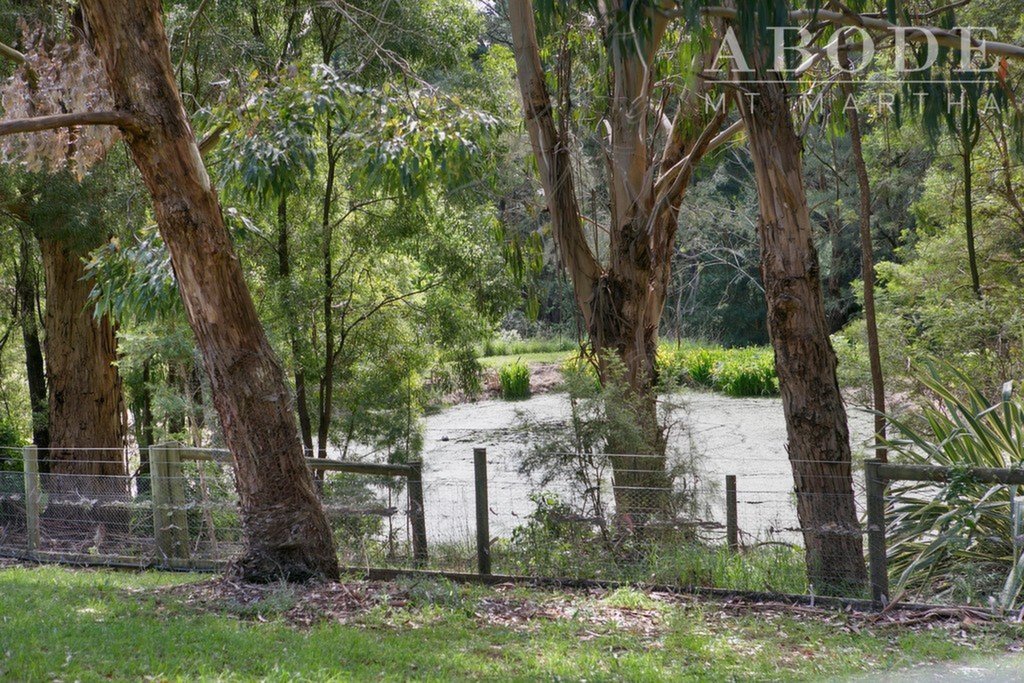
<box><xmin>153</xmin><ymin>574</ymin><xmax>1008</xmax><ymax>640</ymax></box>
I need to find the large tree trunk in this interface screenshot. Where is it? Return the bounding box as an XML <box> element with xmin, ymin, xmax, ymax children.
<box><xmin>16</xmin><ymin>225</ymin><xmax>49</xmax><ymax>454</ymax></box>
<box><xmin>738</xmin><ymin>77</ymin><xmax>866</xmax><ymax>590</ymax></box>
<box><xmin>81</xmin><ymin>0</ymin><xmax>339</xmax><ymax>582</ymax></box>
<box><xmin>39</xmin><ymin>238</ymin><xmax>126</xmax><ymax>500</ymax></box>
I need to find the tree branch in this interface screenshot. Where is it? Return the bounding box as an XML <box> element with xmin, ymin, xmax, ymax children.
<box><xmin>197</xmin><ymin>123</ymin><xmax>226</xmax><ymax>155</ymax></box>
<box><xmin>509</xmin><ymin>0</ymin><xmax>601</xmax><ymax>325</ymax></box>
<box><xmin>0</xmin><ymin>111</ymin><xmax>142</xmax><ymax>137</ymax></box>
<box><xmin>0</xmin><ymin>41</ymin><xmax>25</xmax><ymax>64</ymax></box>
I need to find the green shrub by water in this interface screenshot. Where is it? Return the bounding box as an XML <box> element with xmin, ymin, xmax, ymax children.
<box><xmin>498</xmin><ymin>360</ymin><xmax>531</xmax><ymax>400</ymax></box>
<box><xmin>656</xmin><ymin>342</ymin><xmax>778</xmax><ymax>397</ymax></box>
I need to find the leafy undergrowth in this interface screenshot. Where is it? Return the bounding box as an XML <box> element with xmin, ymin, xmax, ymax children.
<box><xmin>1</xmin><ymin>563</ymin><xmax>1022</xmax><ymax>681</ymax></box>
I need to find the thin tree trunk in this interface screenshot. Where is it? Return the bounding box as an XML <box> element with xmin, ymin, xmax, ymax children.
<box><xmin>39</xmin><ymin>238</ymin><xmax>127</xmax><ymax>502</ymax></box>
<box><xmin>317</xmin><ymin>136</ymin><xmax>338</xmax><ymax>466</ymax></box>
<box><xmin>136</xmin><ymin>359</ymin><xmax>154</xmax><ymax>495</ymax></box>
<box><xmin>165</xmin><ymin>364</ymin><xmax>186</xmax><ymax>436</ymax></box>
<box><xmin>16</xmin><ymin>225</ymin><xmax>49</xmax><ymax>455</ymax></box>
<box><xmin>276</xmin><ymin>195</ymin><xmax>313</xmax><ymax>454</ymax></box>
<box><xmin>738</xmin><ymin>77</ymin><xmax>867</xmax><ymax>590</ymax></box>
<box><xmin>841</xmin><ymin>74</ymin><xmax>886</xmax><ymax>462</ymax></box>
<box><xmin>81</xmin><ymin>0</ymin><xmax>339</xmax><ymax>582</ymax></box>
<box><xmin>963</xmin><ymin>146</ymin><xmax>981</xmax><ymax>298</ymax></box>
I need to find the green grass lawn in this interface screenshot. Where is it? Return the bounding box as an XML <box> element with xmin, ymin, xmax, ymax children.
<box><xmin>478</xmin><ymin>350</ymin><xmax>571</xmax><ymax>368</ymax></box>
<box><xmin>1</xmin><ymin>565</ymin><xmax>1021</xmax><ymax>681</ymax></box>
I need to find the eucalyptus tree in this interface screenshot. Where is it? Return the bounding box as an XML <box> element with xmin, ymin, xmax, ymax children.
<box><xmin>507</xmin><ymin>0</ymin><xmax>731</xmax><ymax>518</ymax></box>
<box><xmin>212</xmin><ymin>0</ymin><xmax>508</xmax><ymax>463</ymax></box>
<box><xmin>31</xmin><ymin>173</ymin><xmax>128</xmax><ymax>493</ymax></box>
<box><xmin>0</xmin><ymin>10</ymin><xmax>127</xmax><ymax>490</ymax></box>
<box><xmin>0</xmin><ymin>0</ymin><xmax>341</xmax><ymax>581</ymax></box>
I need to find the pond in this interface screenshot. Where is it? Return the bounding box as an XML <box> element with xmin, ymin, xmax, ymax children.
<box><xmin>415</xmin><ymin>390</ymin><xmax>877</xmax><ymax>547</ymax></box>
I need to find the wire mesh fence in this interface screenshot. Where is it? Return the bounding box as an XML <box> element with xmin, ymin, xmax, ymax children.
<box><xmin>0</xmin><ymin>446</ymin><xmax>419</xmax><ymax>570</ymax></box>
<box><xmin>2</xmin><ymin>444</ymin><xmax>1022</xmax><ymax>610</ymax></box>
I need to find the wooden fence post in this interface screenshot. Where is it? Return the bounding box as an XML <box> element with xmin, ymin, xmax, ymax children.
<box><xmin>22</xmin><ymin>445</ymin><xmax>40</xmax><ymax>553</ymax></box>
<box><xmin>1013</xmin><ymin>495</ymin><xmax>1024</xmax><ymax>552</ymax></box>
<box><xmin>474</xmin><ymin>447</ymin><xmax>491</xmax><ymax>575</ymax></box>
<box><xmin>864</xmin><ymin>459</ymin><xmax>889</xmax><ymax>607</ymax></box>
<box><xmin>408</xmin><ymin>460</ymin><xmax>428</xmax><ymax>566</ymax></box>
<box><xmin>725</xmin><ymin>475</ymin><xmax>739</xmax><ymax>551</ymax></box>
<box><xmin>151</xmin><ymin>442</ymin><xmax>190</xmax><ymax>563</ymax></box>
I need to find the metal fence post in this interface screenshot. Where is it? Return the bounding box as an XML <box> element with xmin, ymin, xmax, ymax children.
<box><xmin>864</xmin><ymin>459</ymin><xmax>889</xmax><ymax>606</ymax></box>
<box><xmin>408</xmin><ymin>460</ymin><xmax>428</xmax><ymax>566</ymax></box>
<box><xmin>22</xmin><ymin>445</ymin><xmax>40</xmax><ymax>553</ymax></box>
<box><xmin>726</xmin><ymin>474</ymin><xmax>739</xmax><ymax>551</ymax></box>
<box><xmin>474</xmin><ymin>447</ymin><xmax>491</xmax><ymax>575</ymax></box>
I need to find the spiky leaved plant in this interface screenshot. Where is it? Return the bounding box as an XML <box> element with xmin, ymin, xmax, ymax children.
<box><xmin>884</xmin><ymin>363</ymin><xmax>1024</xmax><ymax>610</ymax></box>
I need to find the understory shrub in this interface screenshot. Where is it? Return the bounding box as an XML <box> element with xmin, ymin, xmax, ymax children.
<box><xmin>0</xmin><ymin>417</ymin><xmax>26</xmax><ymax>523</ymax></box>
<box><xmin>712</xmin><ymin>348</ymin><xmax>778</xmax><ymax>397</ymax></box>
<box><xmin>885</xmin><ymin>363</ymin><xmax>1024</xmax><ymax>610</ymax></box>
<box><xmin>497</xmin><ymin>492</ymin><xmax>806</xmax><ymax>593</ymax></box>
<box><xmin>498</xmin><ymin>360</ymin><xmax>531</xmax><ymax>400</ymax></box>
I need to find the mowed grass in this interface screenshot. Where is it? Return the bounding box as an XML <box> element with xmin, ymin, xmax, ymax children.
<box><xmin>2</xmin><ymin>565</ymin><xmax>1022</xmax><ymax>681</ymax></box>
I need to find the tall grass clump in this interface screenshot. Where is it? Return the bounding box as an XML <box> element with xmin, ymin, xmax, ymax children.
<box><xmin>656</xmin><ymin>342</ymin><xmax>778</xmax><ymax>397</ymax></box>
<box><xmin>498</xmin><ymin>360</ymin><xmax>531</xmax><ymax>400</ymax></box>
<box><xmin>885</xmin><ymin>362</ymin><xmax>1024</xmax><ymax>610</ymax></box>
<box><xmin>712</xmin><ymin>348</ymin><xmax>778</xmax><ymax>397</ymax></box>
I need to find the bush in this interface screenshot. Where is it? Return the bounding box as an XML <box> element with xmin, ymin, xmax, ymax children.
<box><xmin>0</xmin><ymin>414</ymin><xmax>24</xmax><ymax>472</ymax></box>
<box><xmin>559</xmin><ymin>353</ymin><xmax>600</xmax><ymax>392</ymax></box>
<box><xmin>655</xmin><ymin>342</ymin><xmax>778</xmax><ymax>397</ymax></box>
<box><xmin>885</xmin><ymin>363</ymin><xmax>1024</xmax><ymax>610</ymax></box>
<box><xmin>712</xmin><ymin>349</ymin><xmax>778</xmax><ymax>397</ymax></box>
<box><xmin>498</xmin><ymin>360</ymin><xmax>531</xmax><ymax>400</ymax></box>
<box><xmin>683</xmin><ymin>347</ymin><xmax>725</xmax><ymax>386</ymax></box>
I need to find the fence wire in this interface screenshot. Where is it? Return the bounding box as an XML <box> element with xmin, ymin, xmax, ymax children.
<box><xmin>1</xmin><ymin>445</ymin><xmax>1018</xmax><ymax>608</ymax></box>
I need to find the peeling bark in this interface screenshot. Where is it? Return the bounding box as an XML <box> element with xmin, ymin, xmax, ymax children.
<box><xmin>737</xmin><ymin>72</ymin><xmax>866</xmax><ymax>590</ymax></box>
<box><xmin>81</xmin><ymin>0</ymin><xmax>338</xmax><ymax>582</ymax></box>
<box><xmin>39</xmin><ymin>238</ymin><xmax>127</xmax><ymax>500</ymax></box>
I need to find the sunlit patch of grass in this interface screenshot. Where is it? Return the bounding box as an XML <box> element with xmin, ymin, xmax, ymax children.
<box><xmin>601</xmin><ymin>586</ymin><xmax>659</xmax><ymax>610</ymax></box>
<box><xmin>0</xmin><ymin>565</ymin><xmax>1019</xmax><ymax>681</ymax></box>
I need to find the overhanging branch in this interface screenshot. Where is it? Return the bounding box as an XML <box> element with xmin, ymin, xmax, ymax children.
<box><xmin>0</xmin><ymin>111</ymin><xmax>142</xmax><ymax>137</ymax></box>
<box><xmin>0</xmin><ymin>41</ymin><xmax>25</xmax><ymax>64</ymax></box>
